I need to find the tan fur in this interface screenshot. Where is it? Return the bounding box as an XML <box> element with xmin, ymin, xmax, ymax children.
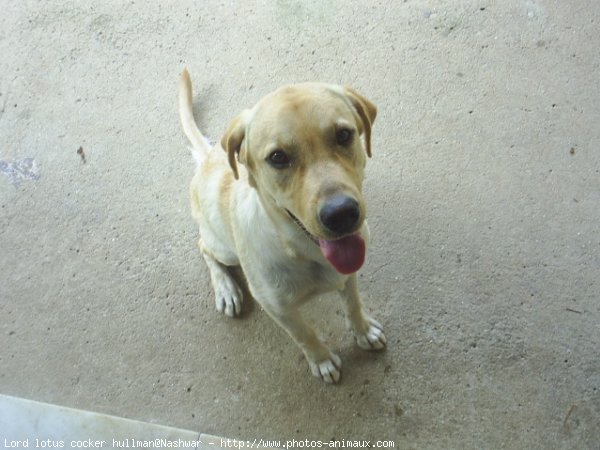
<box><xmin>180</xmin><ymin>69</ymin><xmax>386</xmax><ymax>383</ymax></box>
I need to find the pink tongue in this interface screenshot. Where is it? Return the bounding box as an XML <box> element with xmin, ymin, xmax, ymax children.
<box><xmin>318</xmin><ymin>234</ymin><xmax>366</xmax><ymax>274</ymax></box>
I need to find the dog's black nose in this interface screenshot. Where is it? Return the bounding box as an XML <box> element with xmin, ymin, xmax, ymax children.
<box><xmin>319</xmin><ymin>195</ymin><xmax>360</xmax><ymax>235</ymax></box>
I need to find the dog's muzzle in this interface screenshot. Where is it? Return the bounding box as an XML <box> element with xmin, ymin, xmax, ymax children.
<box><xmin>286</xmin><ymin>210</ymin><xmax>318</xmax><ymax>244</ymax></box>
<box><xmin>286</xmin><ymin>195</ymin><xmax>366</xmax><ymax>275</ymax></box>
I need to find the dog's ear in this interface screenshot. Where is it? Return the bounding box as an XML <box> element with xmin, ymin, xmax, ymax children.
<box><xmin>344</xmin><ymin>87</ymin><xmax>377</xmax><ymax>158</ymax></box>
<box><xmin>221</xmin><ymin>109</ymin><xmax>251</xmax><ymax>179</ymax></box>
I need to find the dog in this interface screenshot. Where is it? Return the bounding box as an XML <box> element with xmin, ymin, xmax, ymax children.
<box><xmin>179</xmin><ymin>69</ymin><xmax>386</xmax><ymax>383</ymax></box>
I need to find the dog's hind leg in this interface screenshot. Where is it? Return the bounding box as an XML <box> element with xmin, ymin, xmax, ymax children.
<box><xmin>199</xmin><ymin>239</ymin><xmax>243</xmax><ymax>317</ymax></box>
<box><xmin>339</xmin><ymin>274</ymin><xmax>387</xmax><ymax>350</ymax></box>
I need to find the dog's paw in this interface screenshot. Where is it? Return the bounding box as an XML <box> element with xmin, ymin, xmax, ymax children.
<box><xmin>355</xmin><ymin>318</ymin><xmax>387</xmax><ymax>351</ymax></box>
<box><xmin>309</xmin><ymin>353</ymin><xmax>342</xmax><ymax>384</ymax></box>
<box><xmin>213</xmin><ymin>275</ymin><xmax>243</xmax><ymax>317</ymax></box>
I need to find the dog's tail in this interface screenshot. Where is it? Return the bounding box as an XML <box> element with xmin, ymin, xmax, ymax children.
<box><xmin>179</xmin><ymin>68</ymin><xmax>212</xmax><ymax>166</ymax></box>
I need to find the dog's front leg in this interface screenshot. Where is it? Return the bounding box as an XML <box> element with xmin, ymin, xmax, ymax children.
<box><xmin>261</xmin><ymin>304</ymin><xmax>342</xmax><ymax>383</ymax></box>
<box><xmin>339</xmin><ymin>274</ymin><xmax>387</xmax><ymax>350</ymax></box>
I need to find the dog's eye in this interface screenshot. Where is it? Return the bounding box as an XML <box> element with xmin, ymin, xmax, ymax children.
<box><xmin>267</xmin><ymin>150</ymin><xmax>291</xmax><ymax>169</ymax></box>
<box><xmin>336</xmin><ymin>128</ymin><xmax>354</xmax><ymax>146</ymax></box>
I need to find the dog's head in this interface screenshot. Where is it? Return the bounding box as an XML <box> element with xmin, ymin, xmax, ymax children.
<box><xmin>221</xmin><ymin>83</ymin><xmax>376</xmax><ymax>273</ymax></box>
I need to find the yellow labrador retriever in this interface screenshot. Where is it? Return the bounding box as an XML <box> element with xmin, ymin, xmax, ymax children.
<box><xmin>179</xmin><ymin>69</ymin><xmax>386</xmax><ymax>383</ymax></box>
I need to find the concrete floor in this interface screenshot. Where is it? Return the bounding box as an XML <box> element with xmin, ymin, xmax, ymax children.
<box><xmin>1</xmin><ymin>0</ymin><xmax>599</xmax><ymax>448</ymax></box>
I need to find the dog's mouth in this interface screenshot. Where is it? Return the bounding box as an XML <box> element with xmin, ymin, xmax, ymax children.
<box><xmin>286</xmin><ymin>210</ymin><xmax>365</xmax><ymax>275</ymax></box>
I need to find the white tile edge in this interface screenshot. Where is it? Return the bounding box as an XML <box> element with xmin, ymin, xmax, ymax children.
<box><xmin>0</xmin><ymin>394</ymin><xmax>204</xmax><ymax>444</ymax></box>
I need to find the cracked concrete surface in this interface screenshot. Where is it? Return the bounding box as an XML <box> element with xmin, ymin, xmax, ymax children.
<box><xmin>1</xmin><ymin>1</ymin><xmax>599</xmax><ymax>448</ymax></box>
